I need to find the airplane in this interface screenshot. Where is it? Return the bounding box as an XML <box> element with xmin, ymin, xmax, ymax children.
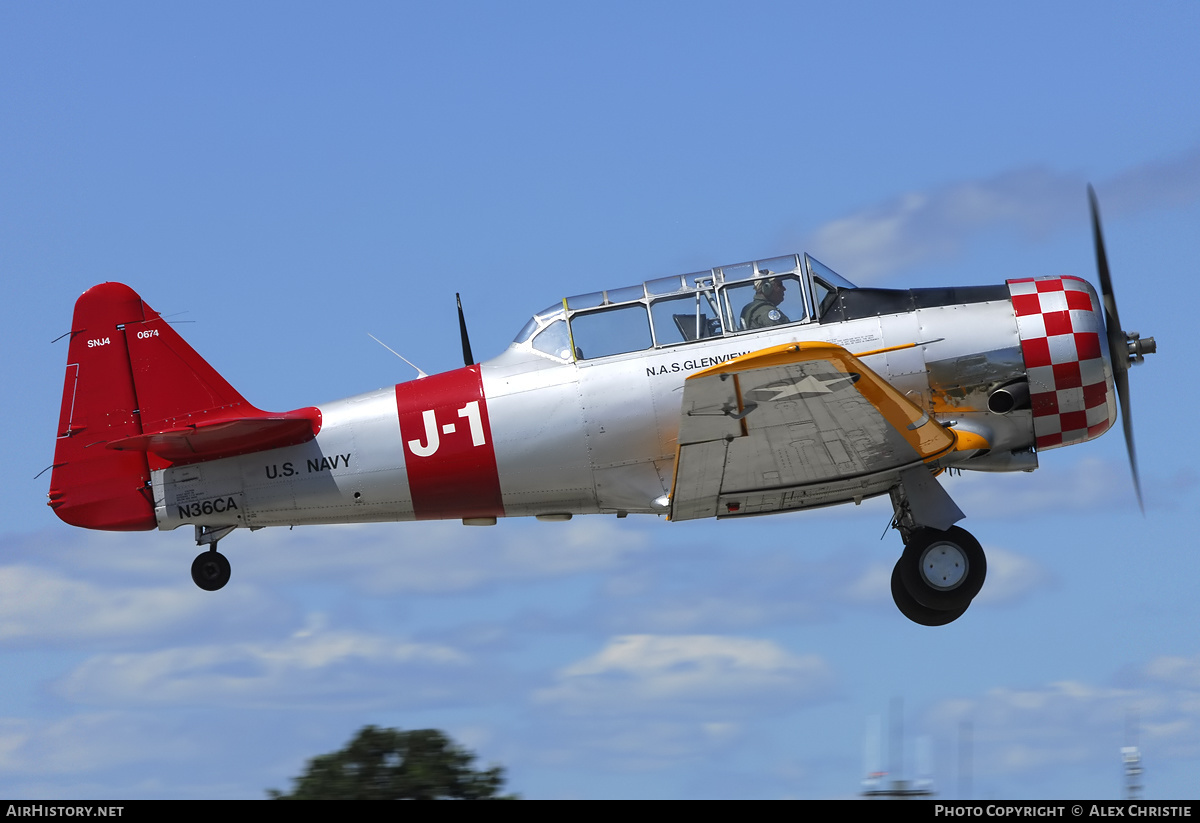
<box><xmin>46</xmin><ymin>188</ymin><xmax>1155</xmax><ymax>625</ymax></box>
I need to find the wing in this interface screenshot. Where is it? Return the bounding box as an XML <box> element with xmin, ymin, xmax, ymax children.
<box><xmin>670</xmin><ymin>342</ymin><xmax>966</xmax><ymax>521</ymax></box>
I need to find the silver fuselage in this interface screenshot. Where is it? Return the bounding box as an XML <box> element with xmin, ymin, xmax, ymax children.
<box><xmin>154</xmin><ymin>282</ymin><xmax>1096</xmax><ymax>531</ymax></box>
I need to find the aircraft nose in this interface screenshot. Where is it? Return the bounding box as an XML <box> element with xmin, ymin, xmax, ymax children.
<box><xmin>1006</xmin><ymin>275</ymin><xmax>1116</xmax><ymax>451</ymax></box>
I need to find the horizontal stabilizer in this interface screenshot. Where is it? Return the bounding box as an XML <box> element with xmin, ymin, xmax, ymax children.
<box><xmin>107</xmin><ymin>410</ymin><xmax>320</xmax><ymax>463</ymax></box>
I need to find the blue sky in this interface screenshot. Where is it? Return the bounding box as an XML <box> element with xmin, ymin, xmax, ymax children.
<box><xmin>3</xmin><ymin>1</ymin><xmax>1199</xmax><ymax>799</ymax></box>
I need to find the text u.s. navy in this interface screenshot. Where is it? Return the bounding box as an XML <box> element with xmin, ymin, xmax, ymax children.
<box><xmin>264</xmin><ymin>453</ymin><xmax>353</xmax><ymax>479</ymax></box>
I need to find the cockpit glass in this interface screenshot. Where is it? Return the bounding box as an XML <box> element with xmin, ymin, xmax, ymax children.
<box><xmin>531</xmin><ymin>319</ymin><xmax>572</xmax><ymax>360</ymax></box>
<box><xmin>725</xmin><ymin>273</ymin><xmax>807</xmax><ymax>330</ymax></box>
<box><xmin>650</xmin><ymin>291</ymin><xmax>721</xmax><ymax>344</ymax></box>
<box><xmin>567</xmin><ymin>291</ymin><xmax>605</xmax><ymax>310</ymax></box>
<box><xmin>806</xmin><ymin>255</ymin><xmax>857</xmax><ymax>289</ymax></box>
<box><xmin>513</xmin><ymin>316</ymin><xmax>538</xmax><ymax>344</ymax></box>
<box><xmin>514</xmin><ymin>304</ymin><xmax>566</xmax><ymax>345</ymax></box>
<box><xmin>758</xmin><ymin>254</ymin><xmax>801</xmax><ymax>276</ymax></box>
<box><xmin>607</xmin><ymin>284</ymin><xmax>646</xmax><ymax>303</ymax></box>
<box><xmin>570</xmin><ymin>304</ymin><xmax>652</xmax><ymax>360</ymax></box>
<box><xmin>717</xmin><ymin>262</ymin><xmax>756</xmax><ymax>282</ymax></box>
<box><xmin>804</xmin><ymin>255</ymin><xmax>856</xmax><ymax>318</ymax></box>
<box><xmin>646</xmin><ymin>275</ymin><xmax>686</xmax><ymax>295</ymax></box>
<box><xmin>518</xmin><ymin>251</ymin><xmax>848</xmax><ymax>357</ymax></box>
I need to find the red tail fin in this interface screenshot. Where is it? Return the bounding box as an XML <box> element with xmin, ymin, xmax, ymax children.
<box><xmin>48</xmin><ymin>283</ymin><xmax>320</xmax><ymax>531</ymax></box>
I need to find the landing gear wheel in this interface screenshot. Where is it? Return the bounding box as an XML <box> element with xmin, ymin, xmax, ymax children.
<box><xmin>191</xmin><ymin>550</ymin><xmax>231</xmax><ymax>591</ymax></box>
<box><xmin>891</xmin><ymin>562</ymin><xmax>968</xmax><ymax>626</ymax></box>
<box><xmin>899</xmin><ymin>526</ymin><xmax>986</xmax><ymax>611</ymax></box>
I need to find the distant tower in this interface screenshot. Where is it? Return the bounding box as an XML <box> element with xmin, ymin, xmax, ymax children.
<box><xmin>958</xmin><ymin>720</ymin><xmax>973</xmax><ymax>801</ymax></box>
<box><xmin>860</xmin><ymin>698</ymin><xmax>936</xmax><ymax>799</ymax></box>
<box><xmin>863</xmin><ymin>713</ymin><xmax>886</xmax><ymax>793</ymax></box>
<box><xmin>1123</xmin><ymin>711</ymin><xmax>1143</xmax><ymax>800</ymax></box>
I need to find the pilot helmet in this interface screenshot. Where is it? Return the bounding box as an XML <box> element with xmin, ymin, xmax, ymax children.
<box><xmin>754</xmin><ymin>270</ymin><xmax>778</xmax><ymax>293</ymax></box>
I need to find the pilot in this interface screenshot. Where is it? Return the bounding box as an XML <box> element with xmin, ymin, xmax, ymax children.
<box><xmin>740</xmin><ymin>272</ymin><xmax>791</xmax><ymax>329</ymax></box>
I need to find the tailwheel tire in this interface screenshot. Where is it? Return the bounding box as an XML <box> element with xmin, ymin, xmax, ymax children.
<box><xmin>191</xmin><ymin>550</ymin><xmax>231</xmax><ymax>591</ymax></box>
<box><xmin>891</xmin><ymin>562</ymin><xmax>968</xmax><ymax>626</ymax></box>
<box><xmin>899</xmin><ymin>526</ymin><xmax>986</xmax><ymax>611</ymax></box>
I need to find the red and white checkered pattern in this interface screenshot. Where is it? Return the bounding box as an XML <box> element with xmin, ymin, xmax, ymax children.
<box><xmin>1007</xmin><ymin>276</ymin><xmax>1116</xmax><ymax>451</ymax></box>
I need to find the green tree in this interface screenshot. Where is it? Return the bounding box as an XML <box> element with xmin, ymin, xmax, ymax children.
<box><xmin>269</xmin><ymin>726</ymin><xmax>517</xmax><ymax>800</ymax></box>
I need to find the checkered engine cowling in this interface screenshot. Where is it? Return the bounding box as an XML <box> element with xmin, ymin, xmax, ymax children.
<box><xmin>1006</xmin><ymin>276</ymin><xmax>1117</xmax><ymax>451</ymax></box>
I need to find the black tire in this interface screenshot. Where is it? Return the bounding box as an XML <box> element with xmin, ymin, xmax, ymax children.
<box><xmin>891</xmin><ymin>562</ymin><xmax>968</xmax><ymax>626</ymax></box>
<box><xmin>898</xmin><ymin>526</ymin><xmax>986</xmax><ymax>611</ymax></box>
<box><xmin>191</xmin><ymin>550</ymin><xmax>231</xmax><ymax>591</ymax></box>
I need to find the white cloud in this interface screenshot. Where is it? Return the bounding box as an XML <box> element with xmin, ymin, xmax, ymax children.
<box><xmin>534</xmin><ymin>634</ymin><xmax>834</xmax><ymax>715</ymax></box>
<box><xmin>9</xmin><ymin>515</ymin><xmax>648</xmax><ymax>602</ymax></box>
<box><xmin>1103</xmin><ymin>147</ymin><xmax>1200</xmax><ymax>218</ymax></box>
<box><xmin>807</xmin><ymin>169</ymin><xmax>1080</xmax><ymax>281</ymax></box>
<box><xmin>6</xmin><ymin>528</ymin><xmax>226</xmax><ymax>579</ymax></box>
<box><xmin>236</xmin><ymin>517</ymin><xmax>648</xmax><ymax>594</ymax></box>
<box><xmin>834</xmin><ymin>544</ymin><xmax>1050</xmax><ymax>611</ymax></box>
<box><xmin>610</xmin><ymin>594</ymin><xmax>809</xmax><ymax>632</ymax></box>
<box><xmin>805</xmin><ymin>146</ymin><xmax>1200</xmax><ymax>282</ymax></box>
<box><xmin>949</xmin><ymin>457</ymin><xmax>1131</xmax><ymax>518</ymax></box>
<box><xmin>923</xmin><ymin>656</ymin><xmax>1200</xmax><ymax>779</ymax></box>
<box><xmin>1143</xmin><ymin>655</ymin><xmax>1200</xmax><ymax>690</ymax></box>
<box><xmin>970</xmin><ymin>547</ymin><xmax>1054</xmax><ymax>606</ymax></box>
<box><xmin>841</xmin><ymin>560</ymin><xmax>894</xmax><ymax>606</ymax></box>
<box><xmin>54</xmin><ymin>624</ymin><xmax>476</xmax><ymax>709</ymax></box>
<box><xmin>927</xmin><ymin>679</ymin><xmax>1135</xmax><ymax>775</ymax></box>
<box><xmin>591</xmin><ymin>533</ymin><xmax>908</xmax><ymax>632</ymax></box>
<box><xmin>0</xmin><ymin>563</ymin><xmax>276</xmax><ymax>646</ymax></box>
<box><xmin>522</xmin><ymin>635</ymin><xmax>835</xmax><ymax>775</ymax></box>
<box><xmin>0</xmin><ymin>713</ymin><xmax>179</xmax><ymax>776</ymax></box>
<box><xmin>535</xmin><ymin>718</ymin><xmax>752</xmax><ymax>774</ymax></box>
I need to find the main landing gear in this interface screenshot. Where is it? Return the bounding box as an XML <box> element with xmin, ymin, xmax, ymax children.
<box><xmin>191</xmin><ymin>525</ymin><xmax>236</xmax><ymax>591</ymax></box>
<box><xmin>890</xmin><ymin>526</ymin><xmax>986</xmax><ymax>626</ymax></box>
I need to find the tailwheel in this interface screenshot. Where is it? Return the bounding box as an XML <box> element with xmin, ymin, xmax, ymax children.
<box><xmin>898</xmin><ymin>526</ymin><xmax>986</xmax><ymax>612</ymax></box>
<box><xmin>891</xmin><ymin>562</ymin><xmax>968</xmax><ymax>626</ymax></box>
<box><xmin>191</xmin><ymin>549</ymin><xmax>231</xmax><ymax>591</ymax></box>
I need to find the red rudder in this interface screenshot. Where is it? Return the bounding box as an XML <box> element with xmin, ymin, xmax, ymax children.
<box><xmin>49</xmin><ymin>283</ymin><xmax>158</xmax><ymax>530</ymax></box>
